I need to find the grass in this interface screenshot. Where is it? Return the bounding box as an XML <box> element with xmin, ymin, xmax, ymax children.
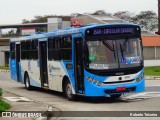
<box><xmin>0</xmin><ymin>100</ymin><xmax>11</xmax><ymax>112</ymax></box>
<box><xmin>144</xmin><ymin>67</ymin><xmax>160</xmax><ymax>76</ymax></box>
<box><xmin>0</xmin><ymin>66</ymin><xmax>9</xmax><ymax>70</ymax></box>
<box><xmin>0</xmin><ymin>88</ymin><xmax>11</xmax><ymax>112</ymax></box>
<box><xmin>0</xmin><ymin>88</ymin><xmax>2</xmax><ymax>97</ymax></box>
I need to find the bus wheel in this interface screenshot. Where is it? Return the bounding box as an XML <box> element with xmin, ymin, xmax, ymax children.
<box><xmin>25</xmin><ymin>74</ymin><xmax>31</xmax><ymax>90</ymax></box>
<box><xmin>110</xmin><ymin>94</ymin><xmax>121</xmax><ymax>98</ymax></box>
<box><xmin>65</xmin><ymin>81</ymin><xmax>76</xmax><ymax>101</ymax></box>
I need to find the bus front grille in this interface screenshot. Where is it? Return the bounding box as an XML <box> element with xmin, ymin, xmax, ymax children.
<box><xmin>103</xmin><ymin>79</ymin><xmax>135</xmax><ymax>84</ymax></box>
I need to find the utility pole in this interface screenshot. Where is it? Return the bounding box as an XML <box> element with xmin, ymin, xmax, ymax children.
<box><xmin>158</xmin><ymin>0</ymin><xmax>160</xmax><ymax>35</ymax></box>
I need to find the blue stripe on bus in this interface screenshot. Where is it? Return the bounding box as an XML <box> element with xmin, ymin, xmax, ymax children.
<box><xmin>20</xmin><ymin>69</ymin><xmax>25</xmax><ymax>84</ymax></box>
<box><xmin>84</xmin><ymin>69</ymin><xmax>107</xmax><ymax>82</ymax></box>
<box><xmin>10</xmin><ymin>59</ymin><xmax>17</xmax><ymax>81</ymax></box>
<box><xmin>18</xmin><ymin>62</ymin><xmax>22</xmax><ymax>82</ymax></box>
<box><xmin>60</xmin><ymin>61</ymin><xmax>76</xmax><ymax>94</ymax></box>
<box><xmin>134</xmin><ymin>68</ymin><xmax>144</xmax><ymax>79</ymax></box>
<box><xmin>29</xmin><ymin>77</ymin><xmax>41</xmax><ymax>87</ymax></box>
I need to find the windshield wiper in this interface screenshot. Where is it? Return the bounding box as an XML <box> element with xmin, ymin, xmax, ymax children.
<box><xmin>121</xmin><ymin>39</ymin><xmax>128</xmax><ymax>51</ymax></box>
<box><xmin>120</xmin><ymin>39</ymin><xmax>129</xmax><ymax>59</ymax></box>
<box><xmin>102</xmin><ymin>41</ymin><xmax>116</xmax><ymax>60</ymax></box>
<box><xmin>102</xmin><ymin>41</ymin><xmax>114</xmax><ymax>51</ymax></box>
<box><xmin>120</xmin><ymin>43</ymin><xmax>124</xmax><ymax>59</ymax></box>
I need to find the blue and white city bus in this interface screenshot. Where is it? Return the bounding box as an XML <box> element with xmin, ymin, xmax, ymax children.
<box><xmin>10</xmin><ymin>23</ymin><xmax>145</xmax><ymax>100</ymax></box>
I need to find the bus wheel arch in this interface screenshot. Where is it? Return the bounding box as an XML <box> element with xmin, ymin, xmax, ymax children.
<box><xmin>62</xmin><ymin>76</ymin><xmax>76</xmax><ymax>101</ymax></box>
<box><xmin>24</xmin><ymin>72</ymin><xmax>32</xmax><ymax>90</ymax></box>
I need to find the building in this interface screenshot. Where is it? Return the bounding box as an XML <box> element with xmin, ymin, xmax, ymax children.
<box><xmin>75</xmin><ymin>14</ymin><xmax>160</xmax><ymax>66</ymax></box>
<box><xmin>0</xmin><ymin>37</ymin><xmax>10</xmax><ymax>66</ymax></box>
<box><xmin>75</xmin><ymin>14</ymin><xmax>159</xmax><ymax>36</ymax></box>
<box><xmin>142</xmin><ymin>36</ymin><xmax>160</xmax><ymax>66</ymax></box>
<box><xmin>0</xmin><ymin>17</ymin><xmax>71</xmax><ymax>66</ymax></box>
<box><xmin>0</xmin><ymin>14</ymin><xmax>160</xmax><ymax>66</ymax></box>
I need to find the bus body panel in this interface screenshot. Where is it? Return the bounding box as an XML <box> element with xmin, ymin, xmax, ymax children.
<box><xmin>20</xmin><ymin>60</ymin><xmax>41</xmax><ymax>87</ymax></box>
<box><xmin>9</xmin><ymin>23</ymin><xmax>145</xmax><ymax>98</ymax></box>
<box><xmin>84</xmin><ymin>77</ymin><xmax>145</xmax><ymax>96</ymax></box>
<box><xmin>47</xmin><ymin>60</ymin><xmax>76</xmax><ymax>93</ymax></box>
<box><xmin>83</xmin><ymin>69</ymin><xmax>144</xmax><ymax>96</ymax></box>
<box><xmin>48</xmin><ymin>61</ymin><xmax>65</xmax><ymax>92</ymax></box>
<box><xmin>61</xmin><ymin>61</ymin><xmax>76</xmax><ymax>94</ymax></box>
<box><xmin>10</xmin><ymin>59</ymin><xmax>17</xmax><ymax>81</ymax></box>
<box><xmin>20</xmin><ymin>65</ymin><xmax>25</xmax><ymax>84</ymax></box>
<box><xmin>10</xmin><ymin>60</ymin><xmax>22</xmax><ymax>82</ymax></box>
<box><xmin>28</xmin><ymin>60</ymin><xmax>41</xmax><ymax>87</ymax></box>
<box><xmin>18</xmin><ymin>63</ymin><xmax>22</xmax><ymax>82</ymax></box>
<box><xmin>93</xmin><ymin>69</ymin><xmax>144</xmax><ymax>83</ymax></box>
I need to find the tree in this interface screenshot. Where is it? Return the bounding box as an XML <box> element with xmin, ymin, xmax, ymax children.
<box><xmin>15</xmin><ymin>28</ymin><xmax>21</xmax><ymax>36</ymax></box>
<box><xmin>8</xmin><ymin>29</ymin><xmax>15</xmax><ymax>35</ymax></box>
<box><xmin>22</xmin><ymin>15</ymin><xmax>50</xmax><ymax>32</ymax></box>
<box><xmin>113</xmin><ymin>11</ymin><xmax>134</xmax><ymax>22</ymax></box>
<box><xmin>30</xmin><ymin>16</ymin><xmax>48</xmax><ymax>23</ymax></box>
<box><xmin>92</xmin><ymin>10</ymin><xmax>111</xmax><ymax>15</ymax></box>
<box><xmin>22</xmin><ymin>19</ymin><xmax>30</xmax><ymax>23</ymax></box>
<box><xmin>131</xmin><ymin>11</ymin><xmax>158</xmax><ymax>32</ymax></box>
<box><xmin>2</xmin><ymin>29</ymin><xmax>18</xmax><ymax>37</ymax></box>
<box><xmin>22</xmin><ymin>16</ymin><xmax>49</xmax><ymax>23</ymax></box>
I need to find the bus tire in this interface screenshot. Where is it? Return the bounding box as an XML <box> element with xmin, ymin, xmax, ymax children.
<box><xmin>110</xmin><ymin>94</ymin><xmax>121</xmax><ymax>98</ymax></box>
<box><xmin>64</xmin><ymin>80</ymin><xmax>76</xmax><ymax>101</ymax></box>
<box><xmin>25</xmin><ymin>73</ymin><xmax>32</xmax><ymax>90</ymax></box>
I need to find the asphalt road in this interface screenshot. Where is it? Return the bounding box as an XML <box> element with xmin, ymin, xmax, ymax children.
<box><xmin>0</xmin><ymin>72</ymin><xmax>160</xmax><ymax>120</ymax></box>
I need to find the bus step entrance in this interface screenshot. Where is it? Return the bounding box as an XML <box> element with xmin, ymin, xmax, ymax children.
<box><xmin>44</xmin><ymin>83</ymin><xmax>48</xmax><ymax>87</ymax></box>
<box><xmin>42</xmin><ymin>86</ymin><xmax>49</xmax><ymax>90</ymax></box>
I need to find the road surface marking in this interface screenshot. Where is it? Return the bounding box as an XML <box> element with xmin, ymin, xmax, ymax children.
<box><xmin>123</xmin><ymin>92</ymin><xmax>160</xmax><ymax>100</ymax></box>
<box><xmin>147</xmin><ymin>85</ymin><xmax>160</xmax><ymax>87</ymax></box>
<box><xmin>3</xmin><ymin>97</ymin><xmax>33</xmax><ymax>102</ymax></box>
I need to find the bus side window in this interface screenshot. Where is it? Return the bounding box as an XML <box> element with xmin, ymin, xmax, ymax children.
<box><xmin>10</xmin><ymin>42</ymin><xmax>15</xmax><ymax>59</ymax></box>
<box><xmin>21</xmin><ymin>41</ymin><xmax>26</xmax><ymax>60</ymax></box>
<box><xmin>61</xmin><ymin>36</ymin><xmax>72</xmax><ymax>61</ymax></box>
<box><xmin>48</xmin><ymin>37</ymin><xmax>54</xmax><ymax>60</ymax></box>
<box><xmin>32</xmin><ymin>39</ymin><xmax>38</xmax><ymax>60</ymax></box>
<box><xmin>26</xmin><ymin>40</ymin><xmax>32</xmax><ymax>60</ymax></box>
<box><xmin>53</xmin><ymin>37</ymin><xmax>62</xmax><ymax>60</ymax></box>
<box><xmin>21</xmin><ymin>39</ymin><xmax>38</xmax><ymax>60</ymax></box>
<box><xmin>21</xmin><ymin>41</ymin><xmax>30</xmax><ymax>60</ymax></box>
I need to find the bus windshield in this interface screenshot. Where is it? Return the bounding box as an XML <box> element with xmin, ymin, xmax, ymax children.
<box><xmin>85</xmin><ymin>38</ymin><xmax>143</xmax><ymax>70</ymax></box>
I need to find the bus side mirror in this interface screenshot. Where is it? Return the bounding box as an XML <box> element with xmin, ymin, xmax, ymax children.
<box><xmin>82</xmin><ymin>43</ymin><xmax>88</xmax><ymax>53</ymax></box>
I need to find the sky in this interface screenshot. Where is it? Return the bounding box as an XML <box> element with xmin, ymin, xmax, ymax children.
<box><xmin>0</xmin><ymin>0</ymin><xmax>158</xmax><ymax>24</ymax></box>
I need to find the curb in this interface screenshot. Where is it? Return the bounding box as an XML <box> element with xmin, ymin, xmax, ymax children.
<box><xmin>145</xmin><ymin>76</ymin><xmax>160</xmax><ymax>80</ymax></box>
<box><xmin>2</xmin><ymin>90</ymin><xmax>59</xmax><ymax>120</ymax></box>
<box><xmin>0</xmin><ymin>69</ymin><xmax>159</xmax><ymax>80</ymax></box>
<box><xmin>0</xmin><ymin>70</ymin><xmax>10</xmax><ymax>72</ymax></box>
<box><xmin>36</xmin><ymin>105</ymin><xmax>62</xmax><ymax>120</ymax></box>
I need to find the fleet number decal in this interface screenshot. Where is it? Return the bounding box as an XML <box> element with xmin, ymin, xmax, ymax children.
<box><xmin>89</xmin><ymin>64</ymin><xmax>109</xmax><ymax>69</ymax></box>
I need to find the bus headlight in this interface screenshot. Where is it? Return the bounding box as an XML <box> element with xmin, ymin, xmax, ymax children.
<box><xmin>136</xmin><ymin>73</ymin><xmax>144</xmax><ymax>82</ymax></box>
<box><xmin>86</xmin><ymin>76</ymin><xmax>104</xmax><ymax>86</ymax></box>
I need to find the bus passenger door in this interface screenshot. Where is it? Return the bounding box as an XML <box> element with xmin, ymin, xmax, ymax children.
<box><xmin>15</xmin><ymin>43</ymin><xmax>21</xmax><ymax>82</ymax></box>
<box><xmin>74</xmin><ymin>37</ymin><xmax>84</xmax><ymax>94</ymax></box>
<box><xmin>39</xmin><ymin>41</ymin><xmax>48</xmax><ymax>88</ymax></box>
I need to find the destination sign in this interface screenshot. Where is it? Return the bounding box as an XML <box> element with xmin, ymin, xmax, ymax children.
<box><xmin>93</xmin><ymin>28</ymin><xmax>133</xmax><ymax>35</ymax></box>
<box><xmin>85</xmin><ymin>26</ymin><xmax>140</xmax><ymax>37</ymax></box>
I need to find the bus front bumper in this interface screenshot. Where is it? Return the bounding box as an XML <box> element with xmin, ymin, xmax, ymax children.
<box><xmin>84</xmin><ymin>78</ymin><xmax>145</xmax><ymax>97</ymax></box>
